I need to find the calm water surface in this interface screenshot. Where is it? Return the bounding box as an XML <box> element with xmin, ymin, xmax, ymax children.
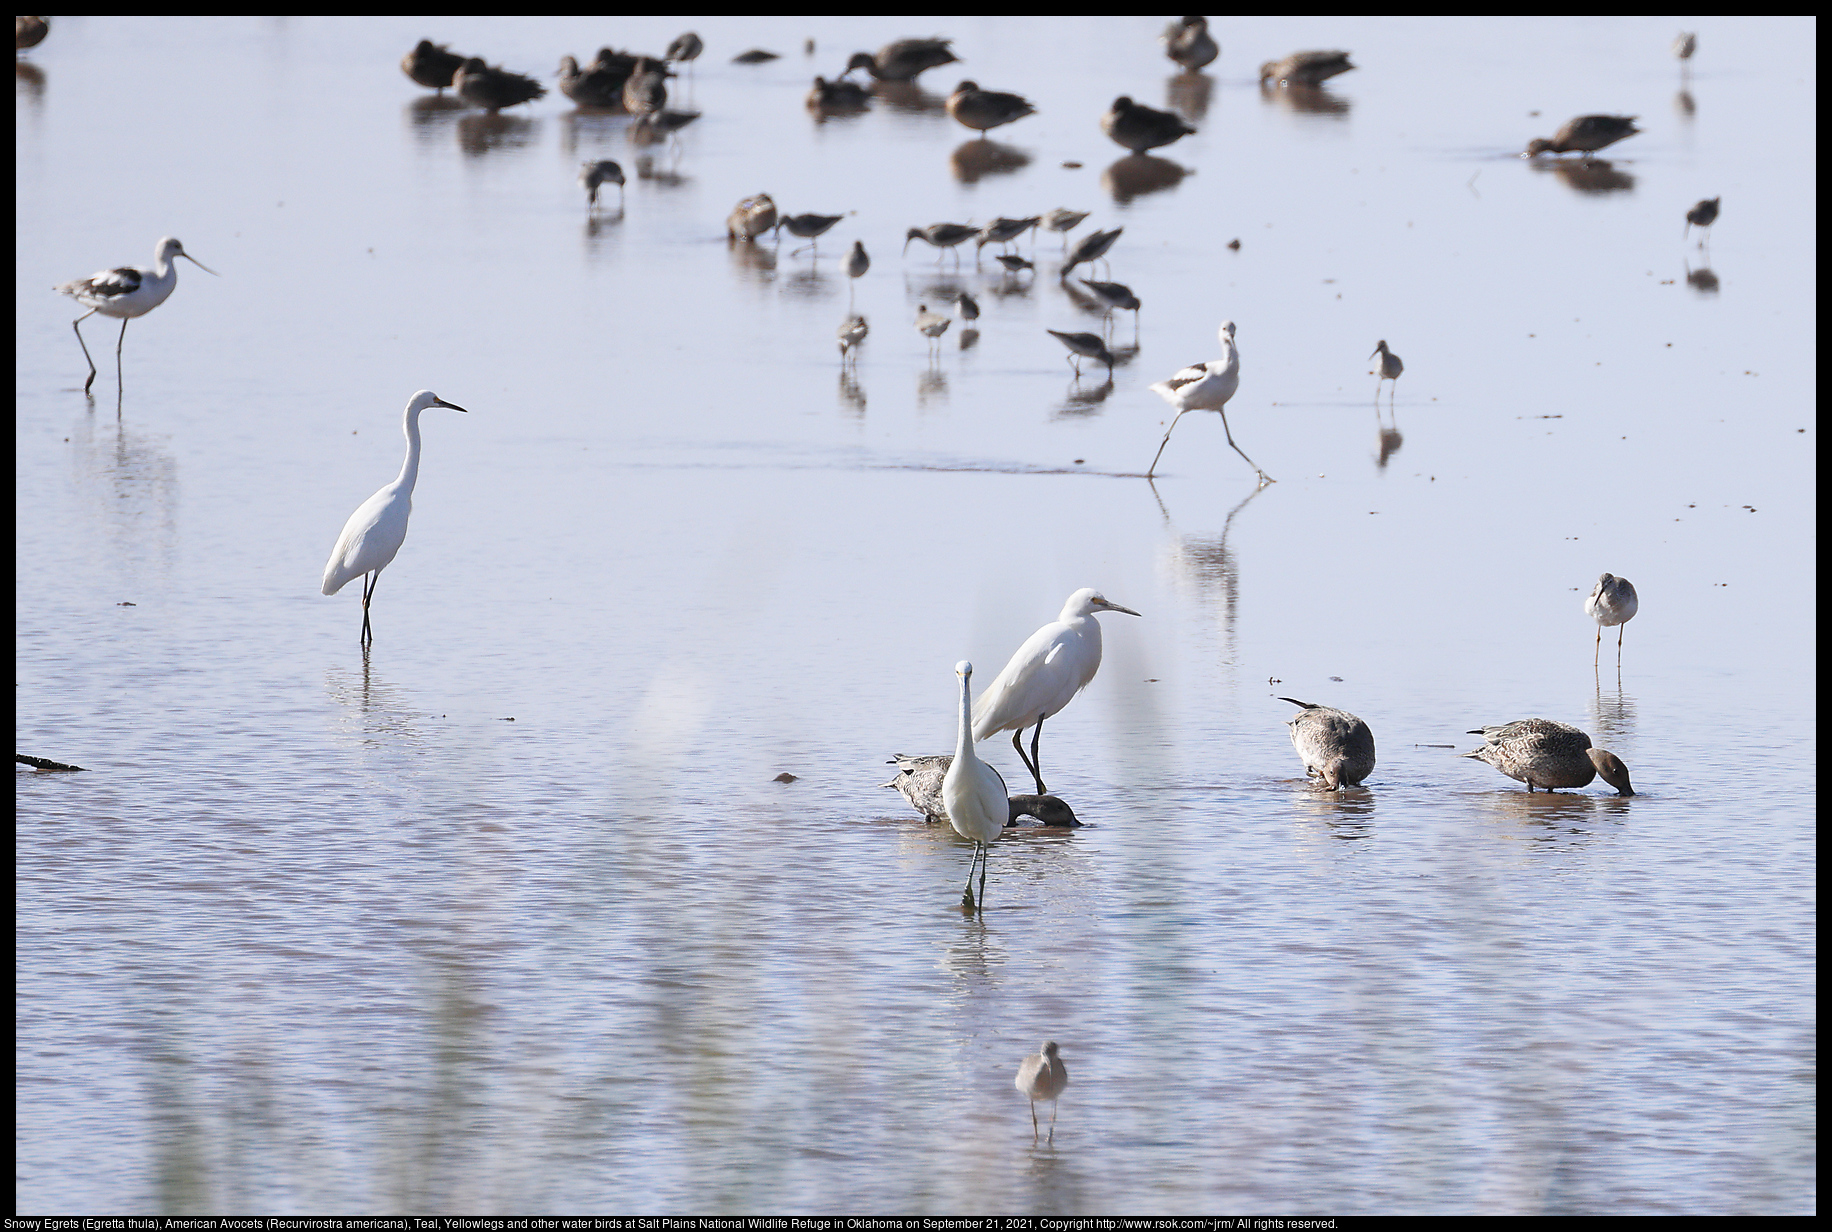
<box><xmin>16</xmin><ymin>15</ymin><xmax>1815</xmax><ymax>1214</ymax></box>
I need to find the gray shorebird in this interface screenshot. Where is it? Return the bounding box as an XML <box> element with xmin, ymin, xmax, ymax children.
<box><xmin>56</xmin><ymin>236</ymin><xmax>217</xmax><ymax>397</ymax></box>
<box><xmin>1048</xmin><ymin>329</ymin><xmax>1114</xmax><ymax>377</ymax></box>
<box><xmin>631</xmin><ymin>108</ymin><xmax>700</xmax><ymax>148</ymax></box>
<box><xmin>1259</xmin><ymin>50</ymin><xmax>1355</xmax><ymax>86</ymax></box>
<box><xmin>577</xmin><ymin>160</ymin><xmax>625</xmax><ymax>212</ymax></box>
<box><xmin>1585</xmin><ymin>573</ymin><xmax>1638</xmax><ymax>667</ymax></box>
<box><xmin>1061</xmin><ymin>226</ymin><xmax>1122</xmax><ymax>277</ymax></box>
<box><xmin>777</xmin><ymin>212</ymin><xmax>845</xmax><ymax>254</ymax></box>
<box><xmin>808</xmin><ymin>75</ymin><xmax>871</xmax><ymax>109</ymax></box>
<box><xmin>1078</xmin><ymin>279</ymin><xmax>1140</xmax><ymax>338</ymax></box>
<box><xmin>727</xmin><ymin>193</ymin><xmax>778</xmax><ymax>240</ymax></box>
<box><xmin>844</xmin><ymin>38</ymin><xmax>957</xmax><ymax>82</ymax></box>
<box><xmin>881</xmin><ymin>755</ymin><xmax>1080</xmax><ymax>828</ymax></box>
<box><xmin>978</xmin><ymin>216</ymin><xmax>1041</xmax><ymax>252</ymax></box>
<box><xmin>1461</xmin><ymin>719</ymin><xmax>1634</xmax><ymax>796</ymax></box>
<box><xmin>947</xmin><ymin>80</ymin><xmax>1036</xmax><ymax>135</ymax></box>
<box><xmin>1673</xmin><ymin>31</ymin><xmax>1697</xmax><ymax>65</ymax></box>
<box><xmin>1685</xmin><ymin>197</ymin><xmax>1720</xmax><ymax>244</ymax></box>
<box><xmin>1044</xmin><ymin>208</ymin><xmax>1090</xmax><ymax>252</ymax></box>
<box><xmin>1370</xmin><ymin>339</ymin><xmax>1403</xmax><ymax>402</ymax></box>
<box><xmin>997</xmin><ymin>254</ymin><xmax>1035</xmax><ymax>274</ymax></box>
<box><xmin>1147</xmin><ymin>320</ymin><xmax>1270</xmax><ymax>483</ymax></box>
<box><xmin>666</xmin><ymin>31</ymin><xmax>703</xmax><ymax>70</ymax></box>
<box><xmin>453</xmin><ymin>58</ymin><xmax>546</xmax><ymax>112</ymax></box>
<box><xmin>1016</xmin><ymin>1042</ymin><xmax>1069</xmax><ymax>1143</ymax></box>
<box><xmin>904</xmin><ymin>222</ymin><xmax>979</xmax><ymax>264</ymax></box>
<box><xmin>1280</xmin><ymin>699</ymin><xmax>1376</xmax><ymax>789</ymax></box>
<box><xmin>1162</xmin><ymin>16</ymin><xmax>1219</xmax><ymax>71</ymax></box>
<box><xmin>1525</xmin><ymin>115</ymin><xmax>1639</xmax><ymax>158</ymax></box>
<box><xmin>915</xmin><ymin>304</ymin><xmax>952</xmax><ymax>354</ymax></box>
<box><xmin>838</xmin><ymin>314</ymin><xmax>868</xmax><ymax>366</ymax></box>
<box><xmin>1102</xmin><ymin>95</ymin><xmax>1196</xmax><ymax>153</ymax></box>
<box><xmin>402</xmin><ymin>40</ymin><xmax>466</xmax><ymax>93</ymax></box>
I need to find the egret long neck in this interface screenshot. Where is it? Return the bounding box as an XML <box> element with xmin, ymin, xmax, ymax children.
<box><xmin>955</xmin><ymin>674</ymin><xmax>975</xmax><ymax>761</ymax></box>
<box><xmin>395</xmin><ymin>406</ymin><xmax>425</xmax><ymax>492</ymax></box>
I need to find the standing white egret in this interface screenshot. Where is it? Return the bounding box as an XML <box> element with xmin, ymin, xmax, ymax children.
<box><xmin>943</xmin><ymin>661</ymin><xmax>1010</xmax><ymax>910</ymax></box>
<box><xmin>1146</xmin><ymin>320</ymin><xmax>1270</xmax><ymax>483</ymax></box>
<box><xmin>55</xmin><ymin>236</ymin><xmax>216</xmax><ymax>396</ymax></box>
<box><xmin>972</xmin><ymin>589</ymin><xmax>1141</xmax><ymax>794</ymax></box>
<box><xmin>1585</xmin><ymin>573</ymin><xmax>1638</xmax><ymax>667</ymax></box>
<box><xmin>1015</xmin><ymin>1041</ymin><xmax>1069</xmax><ymax>1143</ymax></box>
<box><xmin>321</xmin><ymin>390</ymin><xmax>468</xmax><ymax>645</ymax></box>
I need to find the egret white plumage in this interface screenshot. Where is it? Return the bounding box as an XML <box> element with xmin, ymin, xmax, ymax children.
<box><xmin>55</xmin><ymin>236</ymin><xmax>216</xmax><ymax>396</ymax></box>
<box><xmin>972</xmin><ymin>589</ymin><xmax>1141</xmax><ymax>794</ymax></box>
<box><xmin>1145</xmin><ymin>319</ymin><xmax>1271</xmax><ymax>483</ymax></box>
<box><xmin>322</xmin><ymin>391</ymin><xmax>468</xmax><ymax>645</ymax></box>
<box><xmin>943</xmin><ymin>662</ymin><xmax>1010</xmax><ymax>910</ymax></box>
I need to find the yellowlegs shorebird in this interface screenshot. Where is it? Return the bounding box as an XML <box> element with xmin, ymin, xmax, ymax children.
<box><xmin>1061</xmin><ymin>226</ymin><xmax>1122</xmax><ymax>278</ymax></box>
<box><xmin>1048</xmin><ymin>330</ymin><xmax>1114</xmax><ymax>377</ymax></box>
<box><xmin>1016</xmin><ymin>1042</ymin><xmax>1069</xmax><ymax>1143</ymax></box>
<box><xmin>578</xmin><ymin>160</ymin><xmax>625</xmax><ymax>212</ymax></box>
<box><xmin>1585</xmin><ymin>573</ymin><xmax>1638</xmax><ymax>667</ymax></box>
<box><xmin>1370</xmin><ymin>339</ymin><xmax>1403</xmax><ymax>403</ymax></box>
<box><xmin>904</xmin><ymin>222</ymin><xmax>978</xmax><ymax>265</ymax></box>
<box><xmin>1685</xmin><ymin>197</ymin><xmax>1719</xmax><ymax>245</ymax></box>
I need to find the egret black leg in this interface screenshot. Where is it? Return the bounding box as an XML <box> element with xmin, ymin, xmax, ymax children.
<box><xmin>360</xmin><ymin>572</ymin><xmax>380</xmax><ymax>644</ymax></box>
<box><xmin>1028</xmin><ymin>714</ymin><xmax>1047</xmax><ymax>794</ymax></box>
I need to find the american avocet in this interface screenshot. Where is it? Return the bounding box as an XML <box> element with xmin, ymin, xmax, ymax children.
<box><xmin>401</xmin><ymin>40</ymin><xmax>465</xmax><ymax>93</ymax></box>
<box><xmin>622</xmin><ymin>56</ymin><xmax>668</xmax><ymax>115</ymax></box>
<box><xmin>838</xmin><ymin>314</ymin><xmax>868</xmax><ymax>366</ymax></box>
<box><xmin>972</xmin><ymin>589</ymin><xmax>1140</xmax><ymax>795</ymax></box>
<box><xmin>321</xmin><ymin>391</ymin><xmax>468</xmax><ymax>646</ymax></box>
<box><xmin>845</xmin><ymin>38</ymin><xmax>957</xmax><ymax>83</ymax></box>
<box><xmin>1016</xmin><ymin>1042</ymin><xmax>1069</xmax><ymax>1143</ymax></box>
<box><xmin>17</xmin><ymin>15</ymin><xmax>49</xmax><ymax>52</ymax></box>
<box><xmin>1061</xmin><ymin>226</ymin><xmax>1122</xmax><ymax>278</ymax></box>
<box><xmin>1161</xmin><ymin>16</ymin><xmax>1218</xmax><ymax>71</ymax></box>
<box><xmin>1370</xmin><ymin>339</ymin><xmax>1403</xmax><ymax>403</ymax></box>
<box><xmin>55</xmin><ymin>236</ymin><xmax>216</xmax><ymax>397</ymax></box>
<box><xmin>1146</xmin><ymin>320</ymin><xmax>1271</xmax><ymax>483</ymax></box>
<box><xmin>578</xmin><ymin>160</ymin><xmax>625</xmax><ymax>212</ymax></box>
<box><xmin>1525</xmin><ymin>115</ymin><xmax>1639</xmax><ymax>158</ymax></box>
<box><xmin>1078</xmin><ymin>279</ymin><xmax>1140</xmax><ymax>339</ymax></box>
<box><xmin>1102</xmin><ymin>96</ymin><xmax>1195</xmax><ymax>153</ymax></box>
<box><xmin>914</xmin><ymin>304</ymin><xmax>952</xmax><ymax>355</ymax></box>
<box><xmin>944</xmin><ymin>662</ymin><xmax>1008</xmax><ymax>909</ymax></box>
<box><xmin>1280</xmin><ymin>699</ymin><xmax>1376</xmax><ymax>789</ymax></box>
<box><xmin>807</xmin><ymin>75</ymin><xmax>871</xmax><ymax>110</ymax></box>
<box><xmin>557</xmin><ymin>54</ymin><xmax>626</xmax><ymax>109</ymax></box>
<box><xmin>1685</xmin><ymin>197</ymin><xmax>1720</xmax><ymax>245</ymax></box>
<box><xmin>1044</xmin><ymin>208</ymin><xmax>1090</xmax><ymax>252</ymax></box>
<box><xmin>453</xmin><ymin>58</ymin><xmax>545</xmax><ymax>112</ymax></box>
<box><xmin>882</xmin><ymin>754</ymin><xmax>1080</xmax><ymax>827</ymax></box>
<box><xmin>904</xmin><ymin>222</ymin><xmax>978</xmax><ymax>265</ymax></box>
<box><xmin>777</xmin><ymin>212</ymin><xmax>845</xmax><ymax>255</ymax></box>
<box><xmin>1259</xmin><ymin>50</ymin><xmax>1355</xmax><ymax>86</ymax></box>
<box><xmin>1461</xmin><ymin>719</ymin><xmax>1634</xmax><ymax>796</ymax></box>
<box><xmin>727</xmin><ymin>193</ymin><xmax>778</xmax><ymax>240</ymax></box>
<box><xmin>947</xmin><ymin>81</ymin><xmax>1036</xmax><ymax>135</ymax></box>
<box><xmin>1048</xmin><ymin>330</ymin><xmax>1115</xmax><ymax>378</ymax></box>
<box><xmin>1585</xmin><ymin>573</ymin><xmax>1638</xmax><ymax>667</ymax></box>
<box><xmin>978</xmin><ymin>216</ymin><xmax>1041</xmax><ymax>253</ymax></box>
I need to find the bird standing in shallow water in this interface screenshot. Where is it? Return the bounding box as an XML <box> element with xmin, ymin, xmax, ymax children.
<box><xmin>1044</xmin><ymin>208</ymin><xmax>1089</xmax><ymax>252</ymax></box>
<box><xmin>402</xmin><ymin>40</ymin><xmax>465</xmax><ymax>93</ymax></box>
<box><xmin>904</xmin><ymin>223</ymin><xmax>978</xmax><ymax>265</ymax></box>
<box><xmin>321</xmin><ymin>391</ymin><xmax>468</xmax><ymax>646</ymax></box>
<box><xmin>1048</xmin><ymin>329</ymin><xmax>1114</xmax><ymax>378</ymax></box>
<box><xmin>453</xmin><ymin>58</ymin><xmax>546</xmax><ymax>112</ymax></box>
<box><xmin>1061</xmin><ymin>227</ymin><xmax>1122</xmax><ymax>278</ymax></box>
<box><xmin>947</xmin><ymin>80</ymin><xmax>1036</xmax><ymax>135</ymax></box>
<box><xmin>914</xmin><ymin>304</ymin><xmax>952</xmax><ymax>355</ymax></box>
<box><xmin>844</xmin><ymin>38</ymin><xmax>957</xmax><ymax>82</ymax></box>
<box><xmin>1146</xmin><ymin>320</ymin><xmax>1270</xmax><ymax>483</ymax></box>
<box><xmin>837</xmin><ymin>314</ymin><xmax>868</xmax><ymax>366</ymax></box>
<box><xmin>1685</xmin><ymin>197</ymin><xmax>1720</xmax><ymax>245</ymax></box>
<box><xmin>1016</xmin><ymin>1042</ymin><xmax>1069</xmax><ymax>1143</ymax></box>
<box><xmin>972</xmin><ymin>589</ymin><xmax>1141</xmax><ymax>795</ymax></box>
<box><xmin>1102</xmin><ymin>96</ymin><xmax>1196</xmax><ymax>153</ymax></box>
<box><xmin>1673</xmin><ymin>31</ymin><xmax>1697</xmax><ymax>69</ymax></box>
<box><xmin>1524</xmin><ymin>115</ymin><xmax>1639</xmax><ymax>158</ymax></box>
<box><xmin>1259</xmin><ymin>50</ymin><xmax>1355</xmax><ymax>86</ymax></box>
<box><xmin>1280</xmin><ymin>699</ymin><xmax>1376</xmax><ymax>789</ymax></box>
<box><xmin>1585</xmin><ymin>573</ymin><xmax>1638</xmax><ymax>667</ymax></box>
<box><xmin>1461</xmin><ymin>719</ymin><xmax>1634</xmax><ymax>795</ymax></box>
<box><xmin>943</xmin><ymin>662</ymin><xmax>1009</xmax><ymax>910</ymax></box>
<box><xmin>727</xmin><ymin>193</ymin><xmax>778</xmax><ymax>239</ymax></box>
<box><xmin>1370</xmin><ymin>339</ymin><xmax>1403</xmax><ymax>403</ymax></box>
<box><xmin>578</xmin><ymin>160</ymin><xmax>624</xmax><ymax>212</ymax></box>
<box><xmin>881</xmin><ymin>754</ymin><xmax>1080</xmax><ymax>827</ymax></box>
<box><xmin>56</xmin><ymin>236</ymin><xmax>216</xmax><ymax>397</ymax></box>
<box><xmin>1161</xmin><ymin>16</ymin><xmax>1219</xmax><ymax>71</ymax></box>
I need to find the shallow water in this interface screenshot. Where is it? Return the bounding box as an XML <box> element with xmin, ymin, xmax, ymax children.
<box><xmin>15</xmin><ymin>15</ymin><xmax>1815</xmax><ymax>1214</ymax></box>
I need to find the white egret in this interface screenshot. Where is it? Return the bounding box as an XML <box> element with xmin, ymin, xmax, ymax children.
<box><xmin>321</xmin><ymin>390</ymin><xmax>468</xmax><ymax>645</ymax></box>
<box><xmin>1461</xmin><ymin>719</ymin><xmax>1634</xmax><ymax>796</ymax></box>
<box><xmin>972</xmin><ymin>589</ymin><xmax>1141</xmax><ymax>794</ymax></box>
<box><xmin>1146</xmin><ymin>319</ymin><xmax>1272</xmax><ymax>483</ymax></box>
<box><xmin>1585</xmin><ymin>573</ymin><xmax>1638</xmax><ymax>667</ymax></box>
<box><xmin>942</xmin><ymin>662</ymin><xmax>1009</xmax><ymax>910</ymax></box>
<box><xmin>1015</xmin><ymin>1041</ymin><xmax>1069</xmax><ymax>1143</ymax></box>
<box><xmin>56</xmin><ymin>236</ymin><xmax>217</xmax><ymax>397</ymax></box>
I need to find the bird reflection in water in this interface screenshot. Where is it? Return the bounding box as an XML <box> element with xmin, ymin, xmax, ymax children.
<box><xmin>1056</xmin><ymin>375</ymin><xmax>1115</xmax><ymax>418</ymax></box>
<box><xmin>727</xmin><ymin>236</ymin><xmax>777</xmax><ymax>281</ymax></box>
<box><xmin>838</xmin><ymin>369</ymin><xmax>867</xmax><ymax>415</ymax></box>
<box><xmin>951</xmin><ymin>139</ymin><xmax>1031</xmax><ymax>183</ymax></box>
<box><xmin>1166</xmin><ymin>71</ymin><xmax>1212</xmax><ymax>122</ymax></box>
<box><xmin>916</xmin><ymin>367</ymin><xmax>948</xmax><ymax>407</ymax></box>
<box><xmin>1685</xmin><ymin>261</ymin><xmax>1719</xmax><ymax>295</ymax></box>
<box><xmin>1374</xmin><ymin>419</ymin><xmax>1403</xmax><ymax>471</ymax></box>
<box><xmin>1258</xmin><ymin>82</ymin><xmax>1351</xmax><ymax>118</ymax></box>
<box><xmin>1151</xmin><ymin>482</ymin><xmax>1266</xmax><ymax>661</ymax></box>
<box><xmin>456</xmin><ymin>112</ymin><xmax>536</xmax><ymax>157</ymax></box>
<box><xmin>635</xmin><ymin>155</ymin><xmax>687</xmax><ymax>187</ymax></box>
<box><xmin>1102</xmin><ymin>154</ymin><xmax>1190</xmax><ymax>204</ymax></box>
<box><xmin>1530</xmin><ymin>157</ymin><xmax>1634</xmax><ymax>195</ymax></box>
<box><xmin>864</xmin><ymin>80</ymin><xmax>948</xmax><ymax>116</ymax></box>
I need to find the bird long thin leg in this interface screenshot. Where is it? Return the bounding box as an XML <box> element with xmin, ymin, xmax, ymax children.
<box><xmin>1028</xmin><ymin>714</ymin><xmax>1047</xmax><ymax>794</ymax></box>
<box><xmin>1011</xmin><ymin>725</ymin><xmax>1046</xmax><ymax>795</ymax></box>
<box><xmin>71</xmin><ymin>310</ymin><xmax>99</xmax><ymax>394</ymax></box>
<box><xmin>1216</xmin><ymin>406</ymin><xmax>1274</xmax><ymax>484</ymax></box>
<box><xmin>978</xmin><ymin>842</ymin><xmax>988</xmax><ymax>905</ymax></box>
<box><xmin>1594</xmin><ymin>626</ymin><xmax>1602</xmax><ymax>667</ymax></box>
<box><xmin>962</xmin><ymin>843</ymin><xmax>981</xmax><ymax>908</ymax></box>
<box><xmin>114</xmin><ymin>317</ymin><xmax>129</xmax><ymax>395</ymax></box>
<box><xmin>361</xmin><ymin>571</ymin><xmax>380</xmax><ymax>644</ymax></box>
<box><xmin>1146</xmin><ymin>408</ymin><xmax>1191</xmax><ymax>477</ymax></box>
<box><xmin>1049</xmin><ymin>1098</ymin><xmax>1058</xmax><ymax>1142</ymax></box>
<box><xmin>1617</xmin><ymin>625</ymin><xmax>1625</xmax><ymax>665</ymax></box>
